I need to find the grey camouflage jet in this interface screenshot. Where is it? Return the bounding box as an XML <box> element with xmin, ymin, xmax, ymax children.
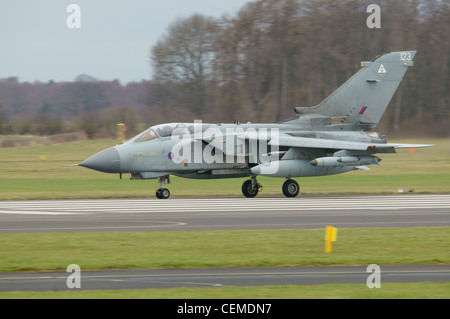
<box><xmin>79</xmin><ymin>51</ymin><xmax>431</xmax><ymax>199</ymax></box>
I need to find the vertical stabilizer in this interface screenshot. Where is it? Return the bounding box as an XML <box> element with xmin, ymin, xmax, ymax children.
<box><xmin>294</xmin><ymin>51</ymin><xmax>416</xmax><ymax>130</ymax></box>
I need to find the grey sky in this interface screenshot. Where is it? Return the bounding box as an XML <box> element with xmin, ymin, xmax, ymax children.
<box><xmin>0</xmin><ymin>0</ymin><xmax>252</xmax><ymax>84</ymax></box>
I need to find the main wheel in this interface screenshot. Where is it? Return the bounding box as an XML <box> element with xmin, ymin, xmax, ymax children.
<box><xmin>242</xmin><ymin>180</ymin><xmax>259</xmax><ymax>198</ymax></box>
<box><xmin>282</xmin><ymin>179</ymin><xmax>299</xmax><ymax>197</ymax></box>
<box><xmin>156</xmin><ymin>188</ymin><xmax>170</xmax><ymax>199</ymax></box>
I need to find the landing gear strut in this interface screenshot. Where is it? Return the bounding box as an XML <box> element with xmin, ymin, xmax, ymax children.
<box><xmin>282</xmin><ymin>178</ymin><xmax>299</xmax><ymax>197</ymax></box>
<box><xmin>242</xmin><ymin>176</ymin><xmax>262</xmax><ymax>198</ymax></box>
<box><xmin>156</xmin><ymin>175</ymin><xmax>171</xmax><ymax>199</ymax></box>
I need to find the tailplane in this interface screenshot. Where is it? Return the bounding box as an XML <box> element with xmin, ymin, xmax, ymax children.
<box><xmin>292</xmin><ymin>51</ymin><xmax>416</xmax><ymax>130</ymax></box>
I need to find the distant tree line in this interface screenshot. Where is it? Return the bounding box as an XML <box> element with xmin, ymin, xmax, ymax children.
<box><xmin>150</xmin><ymin>0</ymin><xmax>449</xmax><ymax>136</ymax></box>
<box><xmin>0</xmin><ymin>0</ymin><xmax>448</xmax><ymax>139</ymax></box>
<box><xmin>0</xmin><ymin>76</ymin><xmax>151</xmax><ymax>138</ymax></box>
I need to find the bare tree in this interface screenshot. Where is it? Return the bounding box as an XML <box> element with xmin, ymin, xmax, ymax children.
<box><xmin>151</xmin><ymin>14</ymin><xmax>219</xmax><ymax>116</ymax></box>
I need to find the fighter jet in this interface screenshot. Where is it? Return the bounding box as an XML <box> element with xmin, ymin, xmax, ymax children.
<box><xmin>79</xmin><ymin>51</ymin><xmax>431</xmax><ymax>199</ymax></box>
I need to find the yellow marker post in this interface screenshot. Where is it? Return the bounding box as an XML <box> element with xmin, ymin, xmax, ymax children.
<box><xmin>117</xmin><ymin>123</ymin><xmax>127</xmax><ymax>144</ymax></box>
<box><xmin>325</xmin><ymin>226</ymin><xmax>338</xmax><ymax>253</ymax></box>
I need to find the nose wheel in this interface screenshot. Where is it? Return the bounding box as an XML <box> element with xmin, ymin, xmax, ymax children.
<box><xmin>156</xmin><ymin>175</ymin><xmax>171</xmax><ymax>199</ymax></box>
<box><xmin>242</xmin><ymin>176</ymin><xmax>262</xmax><ymax>198</ymax></box>
<box><xmin>156</xmin><ymin>188</ymin><xmax>170</xmax><ymax>199</ymax></box>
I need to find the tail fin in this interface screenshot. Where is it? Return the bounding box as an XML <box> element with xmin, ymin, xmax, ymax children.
<box><xmin>293</xmin><ymin>51</ymin><xmax>416</xmax><ymax>130</ymax></box>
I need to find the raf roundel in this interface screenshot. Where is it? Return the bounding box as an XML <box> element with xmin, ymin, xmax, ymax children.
<box><xmin>168</xmin><ymin>152</ymin><xmax>174</xmax><ymax>160</ymax></box>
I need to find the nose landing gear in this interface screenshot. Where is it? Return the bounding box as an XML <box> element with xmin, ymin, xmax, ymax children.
<box><xmin>156</xmin><ymin>175</ymin><xmax>171</xmax><ymax>199</ymax></box>
<box><xmin>242</xmin><ymin>176</ymin><xmax>262</xmax><ymax>198</ymax></box>
<box><xmin>156</xmin><ymin>188</ymin><xmax>170</xmax><ymax>199</ymax></box>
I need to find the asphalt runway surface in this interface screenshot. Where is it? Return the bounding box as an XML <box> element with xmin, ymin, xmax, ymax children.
<box><xmin>0</xmin><ymin>194</ymin><xmax>449</xmax><ymax>292</ymax></box>
<box><xmin>1</xmin><ymin>265</ymin><xmax>449</xmax><ymax>292</ymax></box>
<box><xmin>0</xmin><ymin>194</ymin><xmax>449</xmax><ymax>233</ymax></box>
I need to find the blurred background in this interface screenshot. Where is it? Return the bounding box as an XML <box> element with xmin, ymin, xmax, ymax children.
<box><xmin>0</xmin><ymin>0</ymin><xmax>448</xmax><ymax>144</ymax></box>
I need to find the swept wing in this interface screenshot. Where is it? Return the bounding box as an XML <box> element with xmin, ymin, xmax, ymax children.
<box><xmin>269</xmin><ymin>134</ymin><xmax>432</xmax><ymax>154</ymax></box>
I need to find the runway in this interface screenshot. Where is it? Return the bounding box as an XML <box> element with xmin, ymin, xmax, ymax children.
<box><xmin>1</xmin><ymin>265</ymin><xmax>449</xmax><ymax>292</ymax></box>
<box><xmin>1</xmin><ymin>194</ymin><xmax>448</xmax><ymax>292</ymax></box>
<box><xmin>0</xmin><ymin>194</ymin><xmax>449</xmax><ymax>233</ymax></box>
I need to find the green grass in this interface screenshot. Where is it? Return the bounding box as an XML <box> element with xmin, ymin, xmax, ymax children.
<box><xmin>0</xmin><ymin>283</ymin><xmax>448</xmax><ymax>299</ymax></box>
<box><xmin>0</xmin><ymin>138</ymin><xmax>449</xmax><ymax>200</ymax></box>
<box><xmin>1</xmin><ymin>227</ymin><xmax>448</xmax><ymax>298</ymax></box>
<box><xmin>0</xmin><ymin>227</ymin><xmax>448</xmax><ymax>272</ymax></box>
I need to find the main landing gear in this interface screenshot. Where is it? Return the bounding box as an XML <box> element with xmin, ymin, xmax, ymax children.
<box><xmin>156</xmin><ymin>175</ymin><xmax>171</xmax><ymax>199</ymax></box>
<box><xmin>241</xmin><ymin>177</ymin><xmax>300</xmax><ymax>198</ymax></box>
<box><xmin>282</xmin><ymin>179</ymin><xmax>300</xmax><ymax>197</ymax></box>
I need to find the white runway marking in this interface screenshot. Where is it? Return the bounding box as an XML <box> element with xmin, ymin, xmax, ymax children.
<box><xmin>0</xmin><ymin>194</ymin><xmax>449</xmax><ymax>215</ymax></box>
<box><xmin>0</xmin><ymin>210</ymin><xmax>84</xmax><ymax>215</ymax></box>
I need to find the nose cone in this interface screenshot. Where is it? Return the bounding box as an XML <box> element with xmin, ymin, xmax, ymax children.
<box><xmin>79</xmin><ymin>147</ymin><xmax>121</xmax><ymax>173</ymax></box>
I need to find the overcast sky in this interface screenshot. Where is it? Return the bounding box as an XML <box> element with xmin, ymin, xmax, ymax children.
<box><xmin>0</xmin><ymin>0</ymin><xmax>252</xmax><ymax>84</ymax></box>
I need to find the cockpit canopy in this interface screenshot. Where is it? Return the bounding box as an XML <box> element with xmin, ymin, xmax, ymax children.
<box><xmin>134</xmin><ymin>129</ymin><xmax>157</xmax><ymax>143</ymax></box>
<box><xmin>131</xmin><ymin>123</ymin><xmax>216</xmax><ymax>143</ymax></box>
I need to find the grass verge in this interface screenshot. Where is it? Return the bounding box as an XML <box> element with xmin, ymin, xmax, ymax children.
<box><xmin>0</xmin><ymin>282</ymin><xmax>449</xmax><ymax>299</ymax></box>
<box><xmin>0</xmin><ymin>227</ymin><xmax>448</xmax><ymax>272</ymax></box>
